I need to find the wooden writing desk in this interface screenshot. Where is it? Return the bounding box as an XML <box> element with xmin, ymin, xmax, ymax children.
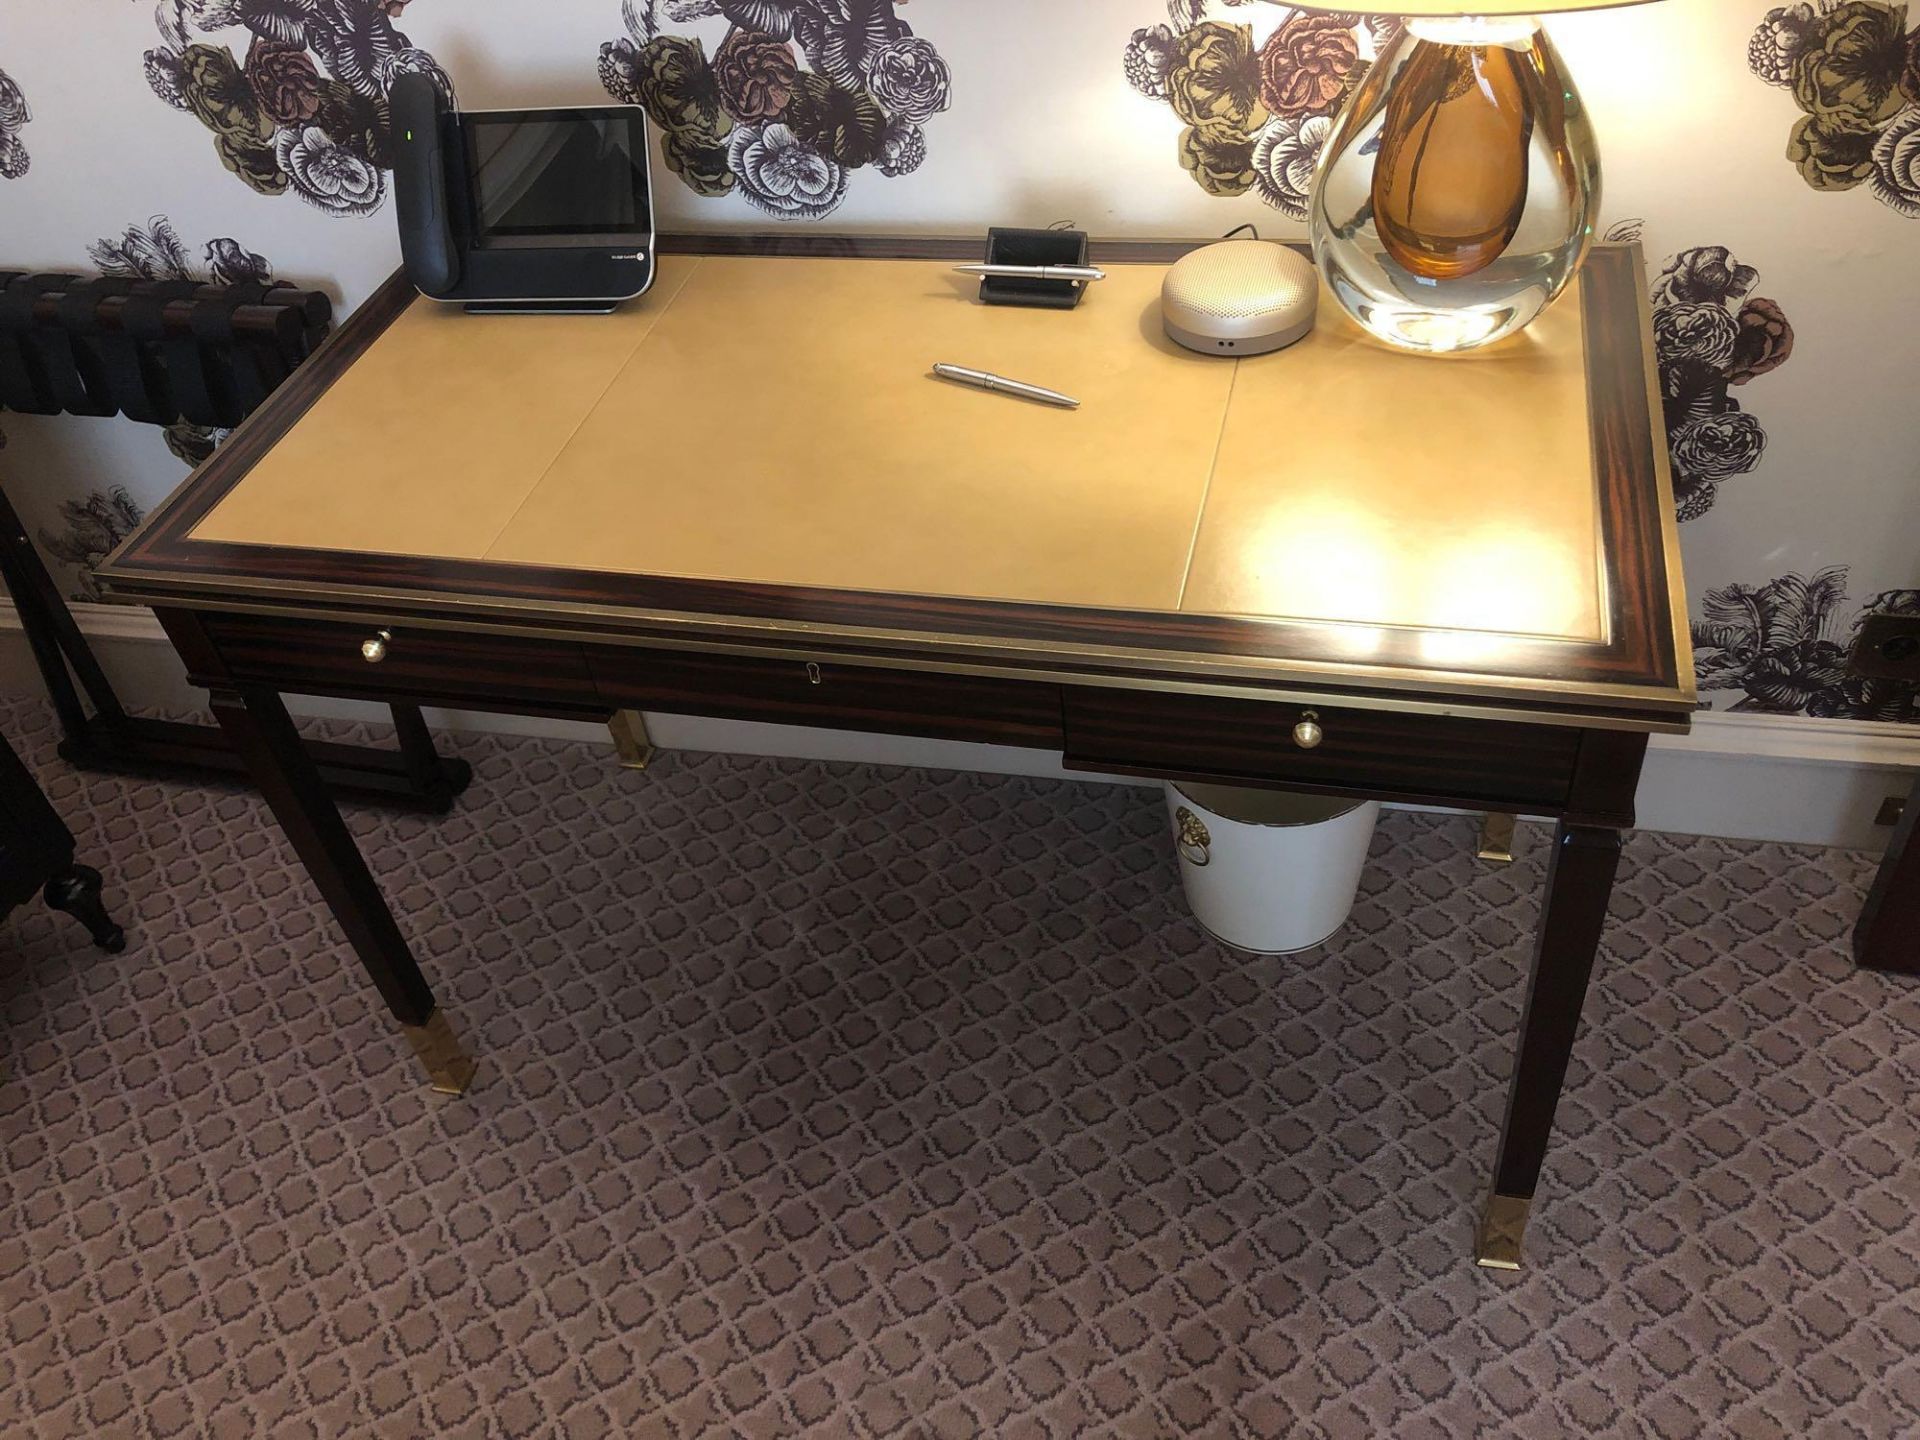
<box><xmin>100</xmin><ymin>236</ymin><xmax>1693</xmax><ymax>1268</ymax></box>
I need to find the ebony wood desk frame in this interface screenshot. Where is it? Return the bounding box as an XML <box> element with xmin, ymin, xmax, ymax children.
<box><xmin>0</xmin><ymin>486</ymin><xmax>469</xmax><ymax>811</ymax></box>
<box><xmin>100</xmin><ymin>236</ymin><xmax>1695</xmax><ymax>1270</ymax></box>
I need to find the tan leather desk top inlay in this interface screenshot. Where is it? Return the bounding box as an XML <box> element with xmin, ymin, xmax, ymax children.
<box><xmin>489</xmin><ymin>258</ymin><xmax>1239</xmax><ymax>612</ymax></box>
<box><xmin>192</xmin><ymin>256</ymin><xmax>701</xmax><ymax>559</ymax></box>
<box><xmin>1186</xmin><ymin>295</ymin><xmax>1598</xmax><ymax>643</ymax></box>
<box><xmin>193</xmin><ymin>255</ymin><xmax>1604</xmax><ymax>641</ymax></box>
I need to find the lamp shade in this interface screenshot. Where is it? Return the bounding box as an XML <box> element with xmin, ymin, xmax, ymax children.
<box><xmin>1290</xmin><ymin>0</ymin><xmax>1655</xmax><ymax>14</ymax></box>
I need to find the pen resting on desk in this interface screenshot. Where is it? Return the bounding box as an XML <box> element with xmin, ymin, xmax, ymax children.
<box><xmin>190</xmin><ymin>252</ymin><xmax>1601</xmax><ymax>641</ymax></box>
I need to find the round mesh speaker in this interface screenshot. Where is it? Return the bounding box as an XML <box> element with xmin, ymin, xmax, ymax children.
<box><xmin>1161</xmin><ymin>240</ymin><xmax>1318</xmax><ymax>356</ymax></box>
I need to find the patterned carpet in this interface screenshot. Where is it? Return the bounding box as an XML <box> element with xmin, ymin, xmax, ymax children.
<box><xmin>1</xmin><ymin>691</ymin><xmax>1917</xmax><ymax>1439</ymax></box>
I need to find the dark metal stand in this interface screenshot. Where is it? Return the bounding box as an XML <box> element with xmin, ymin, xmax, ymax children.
<box><xmin>0</xmin><ymin>483</ymin><xmax>470</xmax><ymax>814</ymax></box>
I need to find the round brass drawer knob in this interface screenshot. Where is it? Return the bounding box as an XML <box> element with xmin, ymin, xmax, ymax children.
<box><xmin>1292</xmin><ymin>711</ymin><xmax>1324</xmax><ymax>749</ymax></box>
<box><xmin>361</xmin><ymin>630</ymin><xmax>391</xmax><ymax>664</ymax></box>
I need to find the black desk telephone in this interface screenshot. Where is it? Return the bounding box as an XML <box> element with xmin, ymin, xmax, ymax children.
<box><xmin>391</xmin><ymin>74</ymin><xmax>656</xmax><ymax>314</ymax></box>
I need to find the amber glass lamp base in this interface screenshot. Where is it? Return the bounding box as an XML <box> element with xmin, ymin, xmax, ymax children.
<box><xmin>1308</xmin><ymin>16</ymin><xmax>1600</xmax><ymax>354</ymax></box>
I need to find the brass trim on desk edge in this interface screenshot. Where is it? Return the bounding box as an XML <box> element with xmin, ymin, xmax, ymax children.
<box><xmin>1623</xmin><ymin>241</ymin><xmax>1699</xmax><ymax>710</ymax></box>
<box><xmin>104</xmin><ymin>569</ymin><xmax>1695</xmax><ymax>734</ymax></box>
<box><xmin>1570</xmin><ymin>245</ymin><xmax>1683</xmax><ymax>701</ymax></box>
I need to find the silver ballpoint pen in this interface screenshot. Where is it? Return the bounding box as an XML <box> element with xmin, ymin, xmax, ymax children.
<box><xmin>932</xmin><ymin>363</ymin><xmax>1080</xmax><ymax>410</ymax></box>
<box><xmin>953</xmin><ymin>263</ymin><xmax>1107</xmax><ymax>283</ymax></box>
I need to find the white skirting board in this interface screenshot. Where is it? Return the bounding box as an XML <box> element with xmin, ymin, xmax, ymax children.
<box><xmin>3</xmin><ymin>600</ymin><xmax>1913</xmax><ymax>852</ymax></box>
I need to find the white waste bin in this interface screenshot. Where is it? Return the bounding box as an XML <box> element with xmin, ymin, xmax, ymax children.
<box><xmin>1165</xmin><ymin>781</ymin><xmax>1379</xmax><ymax>954</ymax></box>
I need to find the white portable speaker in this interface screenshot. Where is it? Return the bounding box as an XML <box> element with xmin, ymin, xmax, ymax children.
<box><xmin>1161</xmin><ymin>239</ymin><xmax>1318</xmax><ymax>357</ymax></box>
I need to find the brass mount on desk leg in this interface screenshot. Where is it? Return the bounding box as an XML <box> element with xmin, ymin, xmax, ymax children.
<box><xmin>609</xmin><ymin>710</ymin><xmax>655</xmax><ymax>770</ymax></box>
<box><xmin>1478</xmin><ymin>812</ymin><xmax>1517</xmax><ymax>864</ymax></box>
<box><xmin>404</xmin><ymin>1009</ymin><xmax>476</xmax><ymax>1095</ymax></box>
<box><xmin>1474</xmin><ymin>1192</ymin><xmax>1530</xmax><ymax>1270</ymax></box>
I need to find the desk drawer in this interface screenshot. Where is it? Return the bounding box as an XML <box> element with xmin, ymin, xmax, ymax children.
<box><xmin>1062</xmin><ymin>687</ymin><xmax>1579</xmax><ymax>812</ymax></box>
<box><xmin>201</xmin><ymin>614</ymin><xmax>595</xmax><ymax>710</ymax></box>
<box><xmin>588</xmin><ymin>646</ymin><xmax>1061</xmax><ymax>748</ymax></box>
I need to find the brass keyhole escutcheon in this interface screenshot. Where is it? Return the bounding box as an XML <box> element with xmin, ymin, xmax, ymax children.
<box><xmin>805</xmin><ymin>662</ymin><xmax>823</xmax><ymax>686</ymax></box>
<box><xmin>1292</xmin><ymin>710</ymin><xmax>1323</xmax><ymax>749</ymax></box>
<box><xmin>361</xmin><ymin>629</ymin><xmax>392</xmax><ymax>664</ymax></box>
<box><xmin>1175</xmin><ymin>806</ymin><xmax>1211</xmax><ymax>866</ymax></box>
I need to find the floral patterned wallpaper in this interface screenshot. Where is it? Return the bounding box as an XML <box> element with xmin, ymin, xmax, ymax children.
<box><xmin>39</xmin><ymin>489</ymin><xmax>144</xmax><ymax>605</ymax></box>
<box><xmin>1695</xmin><ymin>569</ymin><xmax>1919</xmax><ymax>719</ymax></box>
<box><xmin>0</xmin><ymin>1</ymin><xmax>1914</xmax><ymax>729</ymax></box>
<box><xmin>1122</xmin><ymin>6</ymin><xmax>1393</xmax><ymax>218</ymax></box>
<box><xmin>0</xmin><ymin>66</ymin><xmax>30</xmax><ymax>179</ymax></box>
<box><xmin>88</xmin><ymin>216</ymin><xmax>272</xmax><ymax>289</ymax></box>
<box><xmin>141</xmin><ymin>0</ymin><xmax>453</xmax><ymax>216</ymax></box>
<box><xmin>1750</xmin><ymin>1</ymin><xmax>1920</xmax><ymax>214</ymax></box>
<box><xmin>597</xmin><ymin>0</ymin><xmax>951</xmax><ymax>220</ymax></box>
<box><xmin>0</xmin><ymin>65</ymin><xmax>29</xmax><ymax>471</ymax></box>
<box><xmin>1605</xmin><ymin>225</ymin><xmax>1797</xmax><ymax>524</ymax></box>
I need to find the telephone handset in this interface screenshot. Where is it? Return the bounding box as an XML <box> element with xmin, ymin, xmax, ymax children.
<box><xmin>393</xmin><ymin>74</ymin><xmax>460</xmax><ymax>298</ymax></box>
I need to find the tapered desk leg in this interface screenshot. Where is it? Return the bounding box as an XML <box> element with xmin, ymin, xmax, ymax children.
<box><xmin>1854</xmin><ymin>775</ymin><xmax>1920</xmax><ymax>976</ymax></box>
<box><xmin>209</xmin><ymin>686</ymin><xmax>476</xmax><ymax>1095</ymax></box>
<box><xmin>1476</xmin><ymin>821</ymin><xmax>1623</xmax><ymax>1270</ymax></box>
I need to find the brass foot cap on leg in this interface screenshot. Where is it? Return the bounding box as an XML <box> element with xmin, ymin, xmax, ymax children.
<box><xmin>609</xmin><ymin>710</ymin><xmax>656</xmax><ymax>771</ymax></box>
<box><xmin>1478</xmin><ymin>812</ymin><xmax>1517</xmax><ymax>864</ymax></box>
<box><xmin>404</xmin><ymin>1009</ymin><xmax>477</xmax><ymax>1096</ymax></box>
<box><xmin>1474</xmin><ymin>1192</ymin><xmax>1530</xmax><ymax>1270</ymax></box>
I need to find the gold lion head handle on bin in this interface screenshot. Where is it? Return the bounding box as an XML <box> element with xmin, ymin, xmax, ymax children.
<box><xmin>1174</xmin><ymin>806</ymin><xmax>1211</xmax><ymax>867</ymax></box>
